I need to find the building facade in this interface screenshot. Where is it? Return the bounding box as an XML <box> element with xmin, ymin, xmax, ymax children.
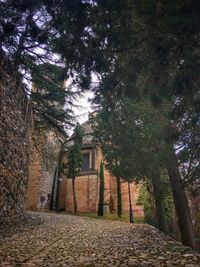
<box><xmin>26</xmin><ymin>113</ymin><xmax>144</xmax><ymax>218</ymax></box>
<box><xmin>62</xmin><ymin>114</ymin><xmax>144</xmax><ymax>217</ymax></box>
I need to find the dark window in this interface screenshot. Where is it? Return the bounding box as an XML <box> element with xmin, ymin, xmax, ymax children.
<box><xmin>91</xmin><ymin>149</ymin><xmax>96</xmax><ymax>170</ymax></box>
<box><xmin>81</xmin><ymin>153</ymin><xmax>90</xmax><ymax>171</ymax></box>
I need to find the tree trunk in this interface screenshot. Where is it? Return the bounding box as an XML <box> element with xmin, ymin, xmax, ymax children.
<box><xmin>151</xmin><ymin>173</ymin><xmax>166</xmax><ymax>232</ymax></box>
<box><xmin>116</xmin><ymin>175</ymin><xmax>122</xmax><ymax>217</ymax></box>
<box><xmin>128</xmin><ymin>178</ymin><xmax>134</xmax><ymax>223</ymax></box>
<box><xmin>98</xmin><ymin>161</ymin><xmax>104</xmax><ymax>216</ymax></box>
<box><xmin>165</xmin><ymin>145</ymin><xmax>197</xmax><ymax>249</ymax></box>
<box><xmin>55</xmin><ymin>143</ymin><xmax>64</xmax><ymax>213</ymax></box>
<box><xmin>72</xmin><ymin>178</ymin><xmax>77</xmax><ymax>214</ymax></box>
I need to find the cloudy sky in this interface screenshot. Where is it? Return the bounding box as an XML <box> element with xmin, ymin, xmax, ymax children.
<box><xmin>72</xmin><ymin>90</ymin><xmax>94</xmax><ymax>123</ymax></box>
<box><xmin>65</xmin><ymin>73</ymin><xmax>98</xmax><ymax>127</ymax></box>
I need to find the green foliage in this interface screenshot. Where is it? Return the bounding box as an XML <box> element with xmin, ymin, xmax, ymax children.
<box><xmin>91</xmin><ymin>1</ymin><xmax>200</xmax><ymax>191</ymax></box>
<box><xmin>31</xmin><ymin>63</ymin><xmax>75</xmax><ymax>136</ymax></box>
<box><xmin>137</xmin><ymin>183</ymin><xmax>156</xmax><ymax>226</ymax></box>
<box><xmin>98</xmin><ymin>160</ymin><xmax>104</xmax><ymax>216</ymax></box>
<box><xmin>94</xmin><ymin>97</ymin><xmax>134</xmax><ymax>181</ymax></box>
<box><xmin>89</xmin><ymin>1</ymin><xmax>199</xmax><ymax>247</ymax></box>
<box><xmin>0</xmin><ymin>0</ymin><xmax>91</xmax><ymax>73</ymax></box>
<box><xmin>67</xmin><ymin>124</ymin><xmax>84</xmax><ymax>180</ymax></box>
<box><xmin>0</xmin><ymin>0</ymin><xmax>92</xmax><ymax>135</ymax></box>
<box><xmin>164</xmin><ymin>192</ymin><xmax>177</xmax><ymax>237</ymax></box>
<box><xmin>1</xmin><ymin>0</ymin><xmax>200</xmax><ymax>247</ymax></box>
<box><xmin>94</xmin><ymin>94</ymin><xmax>167</xmax><ymax>182</ymax></box>
<box><xmin>67</xmin><ymin>124</ymin><xmax>84</xmax><ymax>214</ymax></box>
<box><xmin>137</xmin><ymin>178</ymin><xmax>177</xmax><ymax>236</ymax></box>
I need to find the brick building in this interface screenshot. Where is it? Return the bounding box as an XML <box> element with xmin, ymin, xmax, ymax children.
<box><xmin>61</xmin><ymin>113</ymin><xmax>144</xmax><ymax>217</ymax></box>
<box><xmin>26</xmin><ymin>113</ymin><xmax>144</xmax><ymax>218</ymax></box>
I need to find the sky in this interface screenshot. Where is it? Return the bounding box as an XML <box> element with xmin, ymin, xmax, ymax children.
<box><xmin>65</xmin><ymin>73</ymin><xmax>98</xmax><ymax>128</ymax></box>
<box><xmin>64</xmin><ymin>78</ymin><xmax>95</xmax><ymax>135</ymax></box>
<box><xmin>72</xmin><ymin>90</ymin><xmax>94</xmax><ymax>124</ymax></box>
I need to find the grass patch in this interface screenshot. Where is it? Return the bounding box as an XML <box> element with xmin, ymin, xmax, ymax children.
<box><xmin>78</xmin><ymin>212</ymin><xmax>144</xmax><ymax>223</ymax></box>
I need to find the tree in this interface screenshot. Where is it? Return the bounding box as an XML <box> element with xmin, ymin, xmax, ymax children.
<box><xmin>94</xmin><ymin>99</ymin><xmax>136</xmax><ymax>220</ymax></box>
<box><xmin>150</xmin><ymin>171</ymin><xmax>167</xmax><ymax>232</ymax></box>
<box><xmin>98</xmin><ymin>160</ymin><xmax>104</xmax><ymax>216</ymax></box>
<box><xmin>0</xmin><ymin>0</ymin><xmax>92</xmax><ymax>135</ymax></box>
<box><xmin>0</xmin><ymin>0</ymin><xmax>91</xmax><ymax>72</ymax></box>
<box><xmin>31</xmin><ymin>63</ymin><xmax>76</xmax><ymax>136</ymax></box>
<box><xmin>94</xmin><ymin>95</ymin><xmax>169</xmax><ymax>228</ymax></box>
<box><xmin>55</xmin><ymin>143</ymin><xmax>65</xmax><ymax>212</ymax></box>
<box><xmin>95</xmin><ymin>74</ymin><xmax>197</xmax><ymax>246</ymax></box>
<box><xmin>0</xmin><ymin>0</ymin><xmax>57</xmax><ymax>72</ymax></box>
<box><xmin>116</xmin><ymin>175</ymin><xmax>122</xmax><ymax>218</ymax></box>
<box><xmin>89</xmin><ymin>1</ymin><xmax>200</xmax><ymax>248</ymax></box>
<box><xmin>94</xmin><ymin>110</ymin><xmax>122</xmax><ymax>217</ymax></box>
<box><xmin>1</xmin><ymin>0</ymin><xmax>199</xmax><ymax>248</ymax></box>
<box><xmin>67</xmin><ymin>124</ymin><xmax>84</xmax><ymax>214</ymax></box>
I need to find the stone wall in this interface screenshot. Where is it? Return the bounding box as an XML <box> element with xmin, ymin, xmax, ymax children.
<box><xmin>25</xmin><ymin>134</ymin><xmax>43</xmax><ymax>211</ymax></box>
<box><xmin>0</xmin><ymin>51</ymin><xmax>31</xmax><ymax>222</ymax></box>
<box><xmin>39</xmin><ymin>133</ymin><xmax>60</xmax><ymax>210</ymax></box>
<box><xmin>25</xmin><ymin>130</ymin><xmax>60</xmax><ymax>211</ymax></box>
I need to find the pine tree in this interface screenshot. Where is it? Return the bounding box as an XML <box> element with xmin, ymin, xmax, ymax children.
<box><xmin>0</xmin><ymin>0</ymin><xmax>92</xmax><ymax>135</ymax></box>
<box><xmin>31</xmin><ymin>63</ymin><xmax>75</xmax><ymax>136</ymax></box>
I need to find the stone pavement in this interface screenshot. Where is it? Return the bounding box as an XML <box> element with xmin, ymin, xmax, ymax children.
<box><xmin>0</xmin><ymin>212</ymin><xmax>199</xmax><ymax>267</ymax></box>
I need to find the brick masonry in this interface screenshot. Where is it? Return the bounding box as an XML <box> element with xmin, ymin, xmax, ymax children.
<box><xmin>64</xmin><ymin>144</ymin><xmax>144</xmax><ymax>217</ymax></box>
<box><xmin>25</xmin><ymin>108</ymin><xmax>144</xmax><ymax>218</ymax></box>
<box><xmin>0</xmin><ymin>51</ymin><xmax>32</xmax><ymax>222</ymax></box>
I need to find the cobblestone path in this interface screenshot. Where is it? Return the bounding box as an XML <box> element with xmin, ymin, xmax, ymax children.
<box><xmin>0</xmin><ymin>212</ymin><xmax>199</xmax><ymax>267</ymax></box>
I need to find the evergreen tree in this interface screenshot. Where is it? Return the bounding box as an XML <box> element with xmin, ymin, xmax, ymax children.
<box><xmin>0</xmin><ymin>0</ymin><xmax>91</xmax><ymax>73</ymax></box>
<box><xmin>0</xmin><ymin>0</ymin><xmax>92</xmax><ymax>135</ymax></box>
<box><xmin>1</xmin><ymin>0</ymin><xmax>200</xmax><ymax>248</ymax></box>
<box><xmin>116</xmin><ymin>175</ymin><xmax>122</xmax><ymax>218</ymax></box>
<box><xmin>67</xmin><ymin>124</ymin><xmax>84</xmax><ymax>214</ymax></box>
<box><xmin>31</xmin><ymin>63</ymin><xmax>75</xmax><ymax>136</ymax></box>
<box><xmin>98</xmin><ymin>160</ymin><xmax>104</xmax><ymax>216</ymax></box>
<box><xmin>94</xmin><ymin>116</ymin><xmax>122</xmax><ymax>217</ymax></box>
<box><xmin>89</xmin><ymin>1</ymin><xmax>200</xmax><ymax>248</ymax></box>
<box><xmin>94</xmin><ymin>97</ymin><xmax>138</xmax><ymax>222</ymax></box>
<box><xmin>94</xmin><ymin>95</ymin><xmax>170</xmax><ymax>230</ymax></box>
